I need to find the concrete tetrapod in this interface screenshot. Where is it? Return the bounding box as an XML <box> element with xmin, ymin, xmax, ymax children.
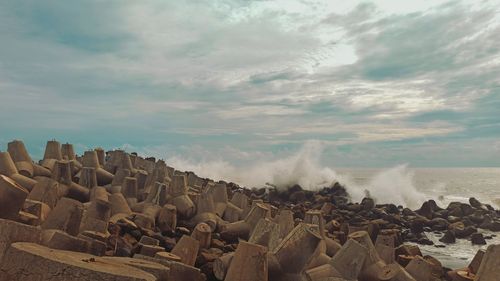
<box><xmin>225</xmin><ymin>241</ymin><xmax>268</xmax><ymax>281</ymax></box>
<box><xmin>375</xmin><ymin>234</ymin><xmax>397</xmax><ymax>264</ymax></box>
<box><xmin>61</xmin><ymin>143</ymin><xmax>83</xmax><ymax>174</ymax></box>
<box><xmin>191</xmin><ymin>192</ymin><xmax>219</xmax><ymax>231</ymax></box>
<box><xmin>41</xmin><ymin>197</ymin><xmax>84</xmax><ymax>236</ymax></box>
<box><xmin>191</xmin><ymin>222</ymin><xmax>212</xmax><ymax>249</ymax></box>
<box><xmin>112</xmin><ymin>168</ymin><xmax>131</xmax><ymax>189</ymax></box>
<box><xmin>53</xmin><ymin>160</ymin><xmax>89</xmax><ymax>202</ymax></box>
<box><xmin>270</xmin><ymin>223</ymin><xmax>323</xmax><ymax>276</ymax></box>
<box><xmin>208</xmin><ymin>182</ymin><xmax>228</xmax><ymax>216</ymax></box>
<box><xmin>0</xmin><ymin>219</ymin><xmax>42</xmax><ymax>263</ymax></box>
<box><xmin>94</xmin><ymin>147</ymin><xmax>106</xmax><ymax>167</ymax></box>
<box><xmin>275</xmin><ymin>209</ymin><xmax>295</xmax><ymax>239</ymax></box>
<box><xmin>168</xmin><ymin>175</ymin><xmax>196</xmax><ymax>219</ymax></box>
<box><xmin>40</xmin><ymin>140</ymin><xmax>63</xmax><ymax>171</ymax></box>
<box><xmin>81</xmin><ymin>150</ymin><xmax>114</xmax><ymax>185</ymax></box>
<box><xmin>329</xmin><ymin>239</ymin><xmax>368</xmax><ymax>280</ymax></box>
<box><xmin>79</xmin><ymin>167</ymin><xmax>98</xmax><ymax>189</ymax></box>
<box><xmin>0</xmin><ymin>151</ymin><xmax>37</xmax><ymax>191</ymax></box>
<box><xmin>248</xmin><ymin>218</ymin><xmax>281</xmax><ymax>251</ymax></box>
<box><xmin>223</xmin><ymin>202</ymin><xmax>243</xmax><ymax>223</ymax></box>
<box><xmin>27</xmin><ymin>177</ymin><xmax>60</xmax><ymax>209</ymax></box>
<box><xmin>7</xmin><ymin>140</ymin><xmax>51</xmax><ymax>177</ymax></box>
<box><xmin>171</xmin><ymin>235</ymin><xmax>200</xmax><ymax>266</ymax></box>
<box><xmin>109</xmin><ymin>193</ymin><xmax>133</xmax><ymax>216</ymax></box>
<box><xmin>221</xmin><ymin>203</ymin><xmax>270</xmax><ymax>241</ymax></box>
<box><xmin>0</xmin><ymin>242</ymin><xmax>157</xmax><ymax>281</ymax></box>
<box><xmin>304</xmin><ymin>264</ymin><xmax>342</xmax><ymax>281</ymax></box>
<box><xmin>102</xmin><ymin>256</ymin><xmax>170</xmax><ymax>281</ymax></box>
<box><xmin>0</xmin><ymin>174</ymin><xmax>29</xmax><ymax>220</ymax></box>
<box><xmin>473</xmin><ymin>244</ymin><xmax>500</xmax><ymax>281</ymax></box>
<box><xmin>157</xmin><ymin>204</ymin><xmax>177</xmax><ymax>233</ymax></box>
<box><xmin>404</xmin><ymin>256</ymin><xmax>442</xmax><ymax>281</ymax></box>
<box><xmin>122</xmin><ymin>176</ymin><xmax>139</xmax><ymax>204</ymax></box>
<box><xmin>230</xmin><ymin>191</ymin><xmax>250</xmax><ymax>213</ymax></box>
<box><xmin>305</xmin><ymin>241</ymin><xmax>332</xmax><ymax>270</ymax></box>
<box><xmin>304</xmin><ymin>210</ymin><xmax>326</xmax><ymax>235</ymax></box>
<box><xmin>168</xmin><ymin>261</ymin><xmax>205</xmax><ymax>281</ymax></box>
<box><xmin>378</xmin><ymin>263</ymin><xmax>417</xmax><ymax>281</ymax></box>
<box><xmin>145</xmin><ymin>181</ymin><xmax>168</xmax><ymax>206</ymax></box>
<box><xmin>348</xmin><ymin>230</ymin><xmax>387</xmax><ymax>281</ymax></box>
<box><xmin>213</xmin><ymin>252</ymin><xmax>234</xmax><ymax>280</ymax></box>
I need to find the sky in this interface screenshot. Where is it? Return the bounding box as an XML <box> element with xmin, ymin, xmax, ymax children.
<box><xmin>1</xmin><ymin>0</ymin><xmax>500</xmax><ymax>170</ymax></box>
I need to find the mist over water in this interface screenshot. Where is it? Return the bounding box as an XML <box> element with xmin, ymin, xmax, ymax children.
<box><xmin>339</xmin><ymin>165</ymin><xmax>427</xmax><ymax>209</ymax></box>
<box><xmin>166</xmin><ymin>141</ymin><xmax>427</xmax><ymax>209</ymax></box>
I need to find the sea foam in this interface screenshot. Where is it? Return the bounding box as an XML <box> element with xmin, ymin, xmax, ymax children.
<box><xmin>165</xmin><ymin>141</ymin><xmax>426</xmax><ymax>209</ymax></box>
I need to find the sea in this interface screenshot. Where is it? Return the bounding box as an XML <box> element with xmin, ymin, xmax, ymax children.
<box><xmin>336</xmin><ymin>167</ymin><xmax>500</xmax><ymax>269</ymax></box>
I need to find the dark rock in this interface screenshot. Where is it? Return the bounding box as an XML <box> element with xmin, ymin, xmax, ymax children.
<box><xmin>469</xmin><ymin>197</ymin><xmax>484</xmax><ymax>209</ymax></box>
<box><xmin>488</xmin><ymin>222</ymin><xmax>500</xmax><ymax>231</ymax></box>
<box><xmin>429</xmin><ymin>218</ymin><xmax>449</xmax><ymax>231</ymax></box>
<box><xmin>469</xmin><ymin>211</ymin><xmax>485</xmax><ymax>224</ymax></box>
<box><xmin>402</xmin><ymin>208</ymin><xmax>416</xmax><ymax>216</ymax></box>
<box><xmin>461</xmin><ymin>204</ymin><xmax>474</xmax><ymax>217</ymax></box>
<box><xmin>361</xmin><ymin>197</ymin><xmax>375</xmax><ymax>211</ymax></box>
<box><xmin>439</xmin><ymin>230</ymin><xmax>456</xmax><ymax>244</ymax></box>
<box><xmin>471</xmin><ymin>233</ymin><xmax>486</xmax><ymax>245</ymax></box>
<box><xmin>386</xmin><ymin>204</ymin><xmax>400</xmax><ymax>215</ymax></box>
<box><xmin>417</xmin><ymin>201</ymin><xmax>434</xmax><ymax>219</ymax></box>
<box><xmin>418</xmin><ymin>237</ymin><xmax>434</xmax><ymax>245</ymax></box>
<box><xmin>410</xmin><ymin>218</ymin><xmax>426</xmax><ymax>234</ymax></box>
<box><xmin>448</xmin><ymin>207</ymin><xmax>463</xmax><ymax>217</ymax></box>
<box><xmin>455</xmin><ymin>226</ymin><xmax>477</xmax><ymax>238</ymax></box>
<box><xmin>289</xmin><ymin>191</ymin><xmax>306</xmax><ymax>203</ymax></box>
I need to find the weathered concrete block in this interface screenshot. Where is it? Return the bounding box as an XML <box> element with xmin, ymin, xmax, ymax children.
<box><xmin>249</xmin><ymin>218</ymin><xmax>281</xmax><ymax>251</ymax></box>
<box><xmin>0</xmin><ymin>174</ymin><xmax>29</xmax><ymax>220</ymax></box>
<box><xmin>41</xmin><ymin>229</ymin><xmax>89</xmax><ymax>253</ymax></box>
<box><xmin>28</xmin><ymin>177</ymin><xmax>60</xmax><ymax>209</ymax></box>
<box><xmin>191</xmin><ymin>222</ymin><xmax>212</xmax><ymax>249</ymax></box>
<box><xmin>140</xmin><ymin>244</ymin><xmax>165</xmax><ymax>257</ymax></box>
<box><xmin>78</xmin><ymin>233</ymin><xmax>107</xmax><ymax>256</ymax></box>
<box><xmin>171</xmin><ymin>235</ymin><xmax>200</xmax><ymax>266</ymax></box>
<box><xmin>0</xmin><ymin>219</ymin><xmax>41</xmax><ymax>263</ymax></box>
<box><xmin>41</xmin><ymin>197</ymin><xmax>83</xmax><ymax>236</ymax></box>
<box><xmin>272</xmin><ymin>223</ymin><xmax>322</xmax><ymax>275</ymax></box>
<box><xmin>22</xmin><ymin>199</ymin><xmax>51</xmax><ymax>225</ymax></box>
<box><xmin>225</xmin><ymin>241</ymin><xmax>268</xmax><ymax>281</ymax></box>
<box><xmin>0</xmin><ymin>242</ymin><xmax>157</xmax><ymax>281</ymax></box>
<box><xmin>168</xmin><ymin>261</ymin><xmax>205</xmax><ymax>281</ymax></box>
<box><xmin>102</xmin><ymin>256</ymin><xmax>170</xmax><ymax>281</ymax></box>
<box><xmin>158</xmin><ymin>204</ymin><xmax>177</xmax><ymax>233</ymax></box>
<box><xmin>475</xmin><ymin>244</ymin><xmax>500</xmax><ymax>281</ymax></box>
<box><xmin>329</xmin><ymin>239</ymin><xmax>368</xmax><ymax>280</ymax></box>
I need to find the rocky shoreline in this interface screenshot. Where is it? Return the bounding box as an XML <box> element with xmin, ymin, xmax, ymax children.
<box><xmin>0</xmin><ymin>139</ymin><xmax>498</xmax><ymax>280</ymax></box>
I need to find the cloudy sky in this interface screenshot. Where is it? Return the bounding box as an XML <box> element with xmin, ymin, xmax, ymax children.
<box><xmin>1</xmin><ymin>0</ymin><xmax>499</xmax><ymax>169</ymax></box>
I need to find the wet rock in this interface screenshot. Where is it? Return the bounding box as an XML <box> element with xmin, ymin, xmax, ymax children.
<box><xmin>471</xmin><ymin>233</ymin><xmax>487</xmax><ymax>245</ymax></box>
<box><xmin>455</xmin><ymin>226</ymin><xmax>477</xmax><ymax>239</ymax></box>
<box><xmin>410</xmin><ymin>218</ymin><xmax>426</xmax><ymax>234</ymax></box>
<box><xmin>439</xmin><ymin>230</ymin><xmax>456</xmax><ymax>244</ymax></box>
<box><xmin>361</xmin><ymin>197</ymin><xmax>375</xmax><ymax>211</ymax></box>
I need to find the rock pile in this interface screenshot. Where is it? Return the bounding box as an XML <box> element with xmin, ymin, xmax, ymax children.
<box><xmin>0</xmin><ymin>139</ymin><xmax>498</xmax><ymax>281</ymax></box>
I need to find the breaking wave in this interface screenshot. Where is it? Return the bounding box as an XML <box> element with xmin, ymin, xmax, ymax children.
<box><xmin>164</xmin><ymin>141</ymin><xmax>426</xmax><ymax>209</ymax></box>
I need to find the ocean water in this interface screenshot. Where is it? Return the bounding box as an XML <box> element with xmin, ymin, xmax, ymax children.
<box><xmin>336</xmin><ymin>167</ymin><xmax>500</xmax><ymax>209</ymax></box>
<box><xmin>336</xmin><ymin>167</ymin><xmax>500</xmax><ymax>269</ymax></box>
